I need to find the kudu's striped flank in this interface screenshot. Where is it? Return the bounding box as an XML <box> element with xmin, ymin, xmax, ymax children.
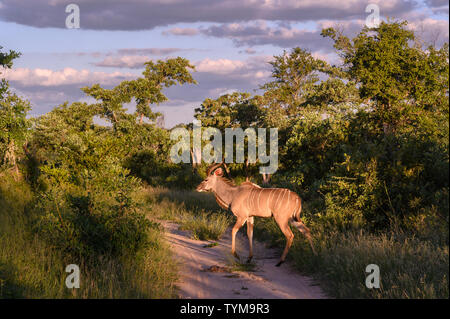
<box><xmin>196</xmin><ymin>163</ymin><xmax>316</xmax><ymax>266</ymax></box>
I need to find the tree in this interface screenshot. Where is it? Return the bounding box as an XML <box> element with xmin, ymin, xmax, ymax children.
<box><xmin>194</xmin><ymin>92</ymin><xmax>263</xmax><ymax>178</ymax></box>
<box><xmin>82</xmin><ymin>57</ymin><xmax>197</xmax><ymax>126</ymax></box>
<box><xmin>0</xmin><ymin>46</ymin><xmax>30</xmax><ymax>177</ymax></box>
<box><xmin>195</xmin><ymin>92</ymin><xmax>261</xmax><ymax>129</ymax></box>
<box><xmin>305</xmin><ymin>77</ymin><xmax>361</xmax><ymax>114</ymax></box>
<box><xmin>0</xmin><ymin>46</ymin><xmax>21</xmax><ymax>98</ymax></box>
<box><xmin>322</xmin><ymin>20</ymin><xmax>449</xmax><ymax>134</ymax></box>
<box><xmin>260</xmin><ymin>47</ymin><xmax>327</xmax><ymax>116</ymax></box>
<box><xmin>0</xmin><ymin>92</ymin><xmax>31</xmax><ymax>176</ymax></box>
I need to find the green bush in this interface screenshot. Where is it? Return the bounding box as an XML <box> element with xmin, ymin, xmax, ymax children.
<box><xmin>33</xmin><ymin>161</ymin><xmax>152</xmax><ymax>259</ymax></box>
<box><xmin>126</xmin><ymin>149</ymin><xmax>204</xmax><ymax>189</ymax></box>
<box><xmin>0</xmin><ymin>173</ymin><xmax>178</xmax><ymax>298</ymax></box>
<box><xmin>275</xmin><ymin>108</ymin><xmax>449</xmax><ymax>235</ymax></box>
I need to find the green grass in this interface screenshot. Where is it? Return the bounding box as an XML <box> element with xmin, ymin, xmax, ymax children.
<box><xmin>231</xmin><ymin>260</ymin><xmax>257</xmax><ymax>272</ymax></box>
<box><xmin>253</xmin><ymin>217</ymin><xmax>449</xmax><ymax>299</ymax></box>
<box><xmin>0</xmin><ymin>174</ymin><xmax>178</xmax><ymax>298</ymax></box>
<box><xmin>143</xmin><ymin>187</ymin><xmax>231</xmax><ymax>241</ymax></box>
<box><xmin>203</xmin><ymin>242</ymin><xmax>219</xmax><ymax>248</ymax></box>
<box><xmin>178</xmin><ymin>213</ymin><xmax>229</xmax><ymax>240</ymax></box>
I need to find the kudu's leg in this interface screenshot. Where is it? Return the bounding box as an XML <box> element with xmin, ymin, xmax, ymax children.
<box><xmin>275</xmin><ymin>218</ymin><xmax>294</xmax><ymax>267</ymax></box>
<box><xmin>291</xmin><ymin>219</ymin><xmax>317</xmax><ymax>255</ymax></box>
<box><xmin>246</xmin><ymin>217</ymin><xmax>254</xmax><ymax>263</ymax></box>
<box><xmin>231</xmin><ymin>217</ymin><xmax>246</xmax><ymax>260</ymax></box>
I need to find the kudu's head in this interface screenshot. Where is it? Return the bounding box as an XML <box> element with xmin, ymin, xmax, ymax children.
<box><xmin>196</xmin><ymin>163</ymin><xmax>224</xmax><ymax>193</ymax></box>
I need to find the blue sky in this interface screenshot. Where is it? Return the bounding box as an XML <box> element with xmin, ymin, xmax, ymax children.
<box><xmin>1</xmin><ymin>0</ymin><xmax>448</xmax><ymax>128</ymax></box>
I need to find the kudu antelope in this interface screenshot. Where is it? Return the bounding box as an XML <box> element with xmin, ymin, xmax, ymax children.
<box><xmin>196</xmin><ymin>163</ymin><xmax>316</xmax><ymax>266</ymax></box>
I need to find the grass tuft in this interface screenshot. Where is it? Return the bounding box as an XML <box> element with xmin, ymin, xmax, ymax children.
<box><xmin>144</xmin><ymin>187</ymin><xmax>231</xmax><ymax>241</ymax></box>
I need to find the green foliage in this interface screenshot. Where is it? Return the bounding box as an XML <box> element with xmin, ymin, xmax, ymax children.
<box><xmin>9</xmin><ymin>55</ymin><xmax>197</xmax><ymax>278</ymax></box>
<box><xmin>82</xmin><ymin>57</ymin><xmax>196</xmax><ymax>124</ymax></box>
<box><xmin>281</xmin><ymin>111</ymin><xmax>348</xmax><ymax>187</ymax></box>
<box><xmin>259</xmin><ymin>21</ymin><xmax>450</xmax><ymax>235</ymax></box>
<box><xmin>20</xmin><ymin>54</ymin><xmax>201</xmax><ymax>261</ymax></box>
<box><xmin>0</xmin><ymin>46</ymin><xmax>21</xmax><ymax>98</ymax></box>
<box><xmin>1</xmin><ymin>19</ymin><xmax>448</xmax><ymax>299</ymax></box>
<box><xmin>126</xmin><ymin>149</ymin><xmax>204</xmax><ymax>189</ymax></box>
<box><xmin>0</xmin><ymin>175</ymin><xmax>177</xmax><ymax>298</ymax></box>
<box><xmin>277</xmin><ymin>107</ymin><xmax>449</xmax><ymax>233</ymax></box>
<box><xmin>33</xmin><ymin>159</ymin><xmax>150</xmax><ymax>259</ymax></box>
<box><xmin>0</xmin><ymin>47</ymin><xmax>30</xmax><ymax>171</ymax></box>
<box><xmin>306</xmin><ymin>77</ymin><xmax>361</xmax><ymax>113</ymax></box>
<box><xmin>322</xmin><ymin>20</ymin><xmax>449</xmax><ymax>132</ymax></box>
<box><xmin>0</xmin><ymin>91</ymin><xmax>31</xmax><ymax>166</ymax></box>
<box><xmin>260</xmin><ymin>47</ymin><xmax>328</xmax><ymax>115</ymax></box>
<box><xmin>194</xmin><ymin>93</ymin><xmax>267</xmax><ymax>177</ymax></box>
<box><xmin>195</xmin><ymin>92</ymin><xmax>262</xmax><ymax>129</ymax></box>
<box><xmin>29</xmin><ymin>103</ymin><xmax>145</xmax><ymax>255</ymax></box>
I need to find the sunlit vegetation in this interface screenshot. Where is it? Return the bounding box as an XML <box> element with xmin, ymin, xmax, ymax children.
<box><xmin>0</xmin><ymin>20</ymin><xmax>448</xmax><ymax>298</ymax></box>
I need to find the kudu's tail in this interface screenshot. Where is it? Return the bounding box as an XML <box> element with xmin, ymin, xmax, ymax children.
<box><xmin>293</xmin><ymin>196</ymin><xmax>302</xmax><ymax>222</ymax></box>
<box><xmin>291</xmin><ymin>196</ymin><xmax>317</xmax><ymax>255</ymax></box>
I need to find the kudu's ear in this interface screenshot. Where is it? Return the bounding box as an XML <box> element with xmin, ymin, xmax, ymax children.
<box><xmin>214</xmin><ymin>168</ymin><xmax>223</xmax><ymax>176</ymax></box>
<box><xmin>207</xmin><ymin>162</ymin><xmax>223</xmax><ymax>176</ymax></box>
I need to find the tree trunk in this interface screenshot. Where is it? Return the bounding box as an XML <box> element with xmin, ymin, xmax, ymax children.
<box><xmin>244</xmin><ymin>157</ymin><xmax>249</xmax><ymax>180</ymax></box>
<box><xmin>262</xmin><ymin>173</ymin><xmax>271</xmax><ymax>185</ymax></box>
<box><xmin>190</xmin><ymin>149</ymin><xmax>196</xmax><ymax>168</ymax></box>
<box><xmin>4</xmin><ymin>140</ymin><xmax>19</xmax><ymax>180</ymax></box>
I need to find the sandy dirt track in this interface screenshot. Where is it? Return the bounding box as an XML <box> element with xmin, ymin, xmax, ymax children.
<box><xmin>163</xmin><ymin>221</ymin><xmax>327</xmax><ymax>299</ymax></box>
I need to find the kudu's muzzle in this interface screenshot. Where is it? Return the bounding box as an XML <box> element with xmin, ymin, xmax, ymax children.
<box><xmin>196</xmin><ymin>181</ymin><xmax>206</xmax><ymax>192</ymax></box>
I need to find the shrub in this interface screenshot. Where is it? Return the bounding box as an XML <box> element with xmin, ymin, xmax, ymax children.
<box><xmin>34</xmin><ymin>160</ymin><xmax>152</xmax><ymax>259</ymax></box>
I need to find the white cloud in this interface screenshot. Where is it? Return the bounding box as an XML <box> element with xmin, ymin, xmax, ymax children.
<box><xmin>200</xmin><ymin>20</ymin><xmax>331</xmax><ymax>49</ymax></box>
<box><xmin>163</xmin><ymin>27</ymin><xmax>199</xmax><ymax>36</ymax></box>
<box><xmin>153</xmin><ymin>99</ymin><xmax>202</xmax><ymax>128</ymax></box>
<box><xmin>2</xmin><ymin>67</ymin><xmax>135</xmax><ymax>87</ymax></box>
<box><xmin>407</xmin><ymin>17</ymin><xmax>449</xmax><ymax>46</ymax></box>
<box><xmin>94</xmin><ymin>55</ymin><xmax>150</xmax><ymax>69</ymax></box>
<box><xmin>208</xmin><ymin>87</ymin><xmax>239</xmax><ymax>97</ymax></box>
<box><xmin>193</xmin><ymin>57</ymin><xmax>272</xmax><ymax>85</ymax></box>
<box><xmin>195</xmin><ymin>58</ymin><xmax>246</xmax><ymax>74</ymax></box>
